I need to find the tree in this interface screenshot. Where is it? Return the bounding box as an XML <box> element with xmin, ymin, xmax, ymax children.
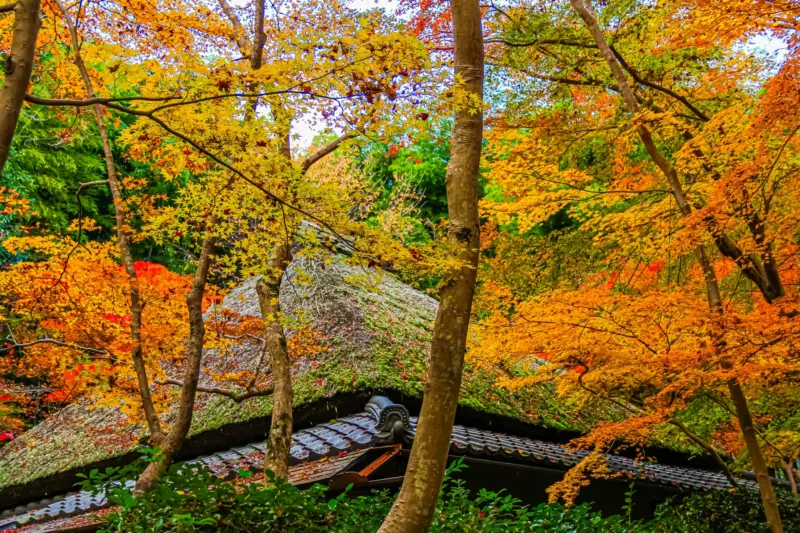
<box><xmin>566</xmin><ymin>1</ymin><xmax>782</xmax><ymax>527</ymax></box>
<box><xmin>0</xmin><ymin>236</ymin><xmax>220</xmax><ymax>425</ymax></box>
<box><xmin>378</xmin><ymin>0</ymin><xmax>483</xmax><ymax>530</ymax></box>
<box><xmin>474</xmin><ymin>0</ymin><xmax>800</xmax><ymax>529</ymax></box>
<box><xmin>140</xmin><ymin>0</ymin><xmax>431</xmax><ymax>481</ymax></box>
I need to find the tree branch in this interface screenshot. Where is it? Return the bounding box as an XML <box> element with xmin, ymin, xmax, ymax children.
<box><xmin>217</xmin><ymin>0</ymin><xmax>251</xmax><ymax>56</ymax></box>
<box><xmin>670</xmin><ymin>418</ymin><xmax>739</xmax><ymax>487</ymax></box>
<box><xmin>487</xmin><ymin>37</ymin><xmax>709</xmax><ymax>121</ymax></box>
<box><xmin>0</xmin><ymin>2</ymin><xmax>17</xmax><ymax>12</ymax></box>
<box><xmin>301</xmin><ymin>131</ymin><xmax>358</xmax><ymax>172</ymax></box>
<box><xmin>0</xmin><ymin>337</ymin><xmax>114</xmax><ymax>358</ymax></box>
<box><xmin>24</xmin><ymin>94</ymin><xmax>183</xmax><ymax>107</ymax></box>
<box><xmin>607</xmin><ymin>45</ymin><xmax>709</xmax><ymax>122</ymax></box>
<box><xmin>164</xmin><ymin>378</ymin><xmax>274</xmax><ymax>403</ymax></box>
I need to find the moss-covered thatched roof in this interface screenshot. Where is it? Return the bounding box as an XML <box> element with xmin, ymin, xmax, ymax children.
<box><xmin>0</xmin><ymin>251</ymin><xmax>597</xmax><ymax>497</ymax></box>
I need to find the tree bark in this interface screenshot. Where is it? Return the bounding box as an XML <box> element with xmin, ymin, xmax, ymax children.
<box><xmin>53</xmin><ymin>0</ymin><xmax>164</xmax><ymax>442</ymax></box>
<box><xmin>569</xmin><ymin>1</ymin><xmax>783</xmax><ymax>530</ymax></box>
<box><xmin>251</xmin><ymin>0</ymin><xmax>266</xmax><ymax>70</ymax></box>
<box><xmin>784</xmin><ymin>461</ymin><xmax>798</xmax><ymax>500</ymax></box>
<box><xmin>0</xmin><ymin>0</ymin><xmax>40</xmax><ymax>175</ymax></box>
<box><xmin>377</xmin><ymin>0</ymin><xmax>483</xmax><ymax>530</ymax></box>
<box><xmin>134</xmin><ymin>236</ymin><xmax>217</xmax><ymax>493</ymax></box>
<box><xmin>256</xmin><ymin>244</ymin><xmax>293</xmax><ymax>480</ymax></box>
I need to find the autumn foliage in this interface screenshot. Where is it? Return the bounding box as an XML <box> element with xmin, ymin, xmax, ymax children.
<box><xmin>1</xmin><ymin>0</ymin><xmax>800</xmax><ymax>529</ymax></box>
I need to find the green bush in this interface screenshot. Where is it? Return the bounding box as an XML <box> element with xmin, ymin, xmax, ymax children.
<box><xmin>79</xmin><ymin>451</ymin><xmax>794</xmax><ymax>533</ymax></box>
<box><xmin>79</xmin><ymin>454</ymin><xmax>652</xmax><ymax>532</ymax></box>
<box><xmin>653</xmin><ymin>487</ymin><xmax>800</xmax><ymax>533</ymax></box>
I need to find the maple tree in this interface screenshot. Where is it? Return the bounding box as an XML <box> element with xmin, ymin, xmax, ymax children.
<box><xmin>0</xmin><ymin>235</ymin><xmax>220</xmax><ymax>423</ymax></box>
<box><xmin>472</xmin><ymin>0</ymin><xmax>800</xmax><ymax>531</ymax></box>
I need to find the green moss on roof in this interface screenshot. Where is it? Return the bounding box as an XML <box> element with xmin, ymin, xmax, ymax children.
<box><xmin>0</xmin><ymin>251</ymin><xmax>615</xmax><ymax>492</ymax></box>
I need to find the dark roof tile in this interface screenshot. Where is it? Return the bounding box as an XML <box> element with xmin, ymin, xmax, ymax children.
<box><xmin>0</xmin><ymin>399</ymin><xmax>755</xmax><ymax>531</ymax></box>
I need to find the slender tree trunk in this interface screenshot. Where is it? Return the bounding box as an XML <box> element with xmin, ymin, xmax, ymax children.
<box><xmin>217</xmin><ymin>0</ymin><xmax>355</xmax><ymax>483</ymax></box>
<box><xmin>378</xmin><ymin>0</ymin><xmax>483</xmax><ymax>530</ymax></box>
<box><xmin>784</xmin><ymin>460</ymin><xmax>798</xmax><ymax>500</ymax></box>
<box><xmin>569</xmin><ymin>1</ymin><xmax>783</xmax><ymax>530</ymax></box>
<box><xmin>135</xmin><ymin>237</ymin><xmax>217</xmax><ymax>492</ymax></box>
<box><xmin>0</xmin><ymin>0</ymin><xmax>40</xmax><ymax>175</ymax></box>
<box><xmin>256</xmin><ymin>243</ymin><xmax>293</xmax><ymax>480</ymax></box>
<box><xmin>53</xmin><ymin>0</ymin><xmax>164</xmax><ymax>442</ymax></box>
<box><xmin>251</xmin><ymin>0</ymin><xmax>266</xmax><ymax>69</ymax></box>
<box><xmin>212</xmin><ymin>3</ymin><xmax>299</xmax><ymax>480</ymax></box>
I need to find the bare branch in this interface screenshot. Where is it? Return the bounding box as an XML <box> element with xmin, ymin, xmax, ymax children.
<box><xmin>301</xmin><ymin>131</ymin><xmax>358</xmax><ymax>173</ymax></box>
<box><xmin>0</xmin><ymin>337</ymin><xmax>113</xmax><ymax>357</ymax></box>
<box><xmin>164</xmin><ymin>378</ymin><xmax>274</xmax><ymax>403</ymax></box>
<box><xmin>24</xmin><ymin>94</ymin><xmax>183</xmax><ymax>107</ymax></box>
<box><xmin>608</xmin><ymin>45</ymin><xmax>709</xmax><ymax>122</ymax></box>
<box><xmin>670</xmin><ymin>418</ymin><xmax>739</xmax><ymax>487</ymax></box>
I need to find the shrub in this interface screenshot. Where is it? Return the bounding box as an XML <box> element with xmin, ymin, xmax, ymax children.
<box><xmin>653</xmin><ymin>487</ymin><xmax>800</xmax><ymax>533</ymax></box>
<box><xmin>79</xmin><ymin>451</ymin><xmax>792</xmax><ymax>533</ymax></box>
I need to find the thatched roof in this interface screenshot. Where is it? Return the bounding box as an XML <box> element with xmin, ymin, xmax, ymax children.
<box><xmin>0</xmin><ymin>250</ymin><xmax>592</xmax><ymax>500</ymax></box>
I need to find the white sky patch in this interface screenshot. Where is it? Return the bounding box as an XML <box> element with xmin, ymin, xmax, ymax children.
<box><xmin>746</xmin><ymin>33</ymin><xmax>789</xmax><ymax>60</ymax></box>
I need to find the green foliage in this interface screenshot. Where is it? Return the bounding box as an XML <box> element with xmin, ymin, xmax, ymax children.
<box><xmin>654</xmin><ymin>488</ymin><xmax>800</xmax><ymax>533</ymax></box>
<box><xmin>76</xmin><ymin>452</ymin><xmax>744</xmax><ymax>533</ymax></box>
<box><xmin>79</xmin><ymin>452</ymin><xmax>798</xmax><ymax>533</ymax></box>
<box><xmin>356</xmin><ymin>125</ymin><xmax>452</xmax><ymax>245</ymax></box>
<box><xmin>2</xmin><ymin>105</ymin><xmax>196</xmax><ymax>272</ymax></box>
<box><xmin>4</xmin><ymin>106</ymin><xmax>113</xmax><ymax>235</ymax></box>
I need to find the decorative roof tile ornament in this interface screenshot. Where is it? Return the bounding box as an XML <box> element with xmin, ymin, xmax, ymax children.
<box><xmin>366</xmin><ymin>395</ymin><xmax>409</xmax><ymax>444</ymax></box>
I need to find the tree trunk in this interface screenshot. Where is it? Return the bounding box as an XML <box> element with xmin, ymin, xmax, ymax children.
<box><xmin>53</xmin><ymin>0</ymin><xmax>164</xmax><ymax>442</ymax></box>
<box><xmin>256</xmin><ymin>243</ymin><xmax>293</xmax><ymax>480</ymax></box>
<box><xmin>784</xmin><ymin>460</ymin><xmax>798</xmax><ymax>500</ymax></box>
<box><xmin>377</xmin><ymin>0</ymin><xmax>483</xmax><ymax>530</ymax></box>
<box><xmin>212</xmin><ymin>2</ymin><xmax>299</xmax><ymax>480</ymax></box>
<box><xmin>0</xmin><ymin>0</ymin><xmax>40</xmax><ymax>175</ymax></box>
<box><xmin>135</xmin><ymin>237</ymin><xmax>217</xmax><ymax>492</ymax></box>
<box><xmin>251</xmin><ymin>0</ymin><xmax>266</xmax><ymax>69</ymax></box>
<box><xmin>569</xmin><ymin>1</ymin><xmax>783</xmax><ymax>530</ymax></box>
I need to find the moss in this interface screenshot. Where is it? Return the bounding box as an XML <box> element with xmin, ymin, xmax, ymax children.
<box><xmin>0</xmin><ymin>251</ymin><xmax>668</xmax><ymax>492</ymax></box>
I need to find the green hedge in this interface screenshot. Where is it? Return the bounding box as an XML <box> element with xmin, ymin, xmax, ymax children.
<box><xmin>77</xmin><ymin>452</ymin><xmax>800</xmax><ymax>533</ymax></box>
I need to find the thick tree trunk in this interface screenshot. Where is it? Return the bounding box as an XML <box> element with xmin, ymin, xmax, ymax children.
<box><xmin>569</xmin><ymin>1</ymin><xmax>783</xmax><ymax>530</ymax></box>
<box><xmin>256</xmin><ymin>243</ymin><xmax>293</xmax><ymax>480</ymax></box>
<box><xmin>135</xmin><ymin>237</ymin><xmax>217</xmax><ymax>493</ymax></box>
<box><xmin>0</xmin><ymin>0</ymin><xmax>40</xmax><ymax>175</ymax></box>
<box><xmin>377</xmin><ymin>0</ymin><xmax>483</xmax><ymax>531</ymax></box>
<box><xmin>53</xmin><ymin>0</ymin><xmax>164</xmax><ymax>442</ymax></box>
